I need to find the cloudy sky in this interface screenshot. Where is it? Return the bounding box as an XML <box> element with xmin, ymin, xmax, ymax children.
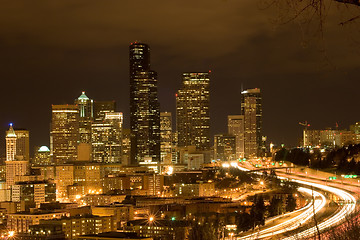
<box><xmin>0</xmin><ymin>0</ymin><xmax>360</xmax><ymax>155</ymax></box>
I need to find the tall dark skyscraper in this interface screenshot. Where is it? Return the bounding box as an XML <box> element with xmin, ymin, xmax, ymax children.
<box><xmin>176</xmin><ymin>72</ymin><xmax>210</xmax><ymax>151</ymax></box>
<box><xmin>129</xmin><ymin>42</ymin><xmax>160</xmax><ymax>165</ymax></box>
<box><xmin>241</xmin><ymin>88</ymin><xmax>262</xmax><ymax>158</ymax></box>
<box><xmin>94</xmin><ymin>101</ymin><xmax>116</xmax><ymax>121</ymax></box>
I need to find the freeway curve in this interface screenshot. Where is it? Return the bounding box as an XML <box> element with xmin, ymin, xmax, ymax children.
<box><xmin>232</xmin><ymin>162</ymin><xmax>357</xmax><ymax>239</ymax></box>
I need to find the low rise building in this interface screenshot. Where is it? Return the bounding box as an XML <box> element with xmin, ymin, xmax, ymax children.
<box><xmin>126</xmin><ymin>219</ymin><xmax>189</xmax><ymax>240</ymax></box>
<box><xmin>78</xmin><ymin>232</ymin><xmax>153</xmax><ymax>240</ymax></box>
<box><xmin>91</xmin><ymin>204</ymin><xmax>134</xmax><ymax>228</ymax></box>
<box><xmin>7</xmin><ymin>211</ymin><xmax>68</xmax><ymax>233</ymax></box>
<box><xmin>39</xmin><ymin>214</ymin><xmax>115</xmax><ymax>239</ymax></box>
<box><xmin>174</xmin><ymin>182</ymin><xmax>215</xmax><ymax>197</ymax></box>
<box><xmin>12</xmin><ymin>181</ymin><xmax>56</xmax><ymax>210</ymax></box>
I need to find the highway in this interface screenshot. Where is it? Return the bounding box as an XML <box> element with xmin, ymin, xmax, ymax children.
<box><xmin>230</xmin><ymin>160</ymin><xmax>358</xmax><ymax>239</ymax></box>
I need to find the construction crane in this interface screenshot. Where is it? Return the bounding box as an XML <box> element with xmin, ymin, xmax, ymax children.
<box><xmin>299</xmin><ymin>121</ymin><xmax>310</xmax><ymax>130</ymax></box>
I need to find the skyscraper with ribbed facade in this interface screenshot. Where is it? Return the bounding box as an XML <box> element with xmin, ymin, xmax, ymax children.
<box><xmin>241</xmin><ymin>88</ymin><xmax>262</xmax><ymax>158</ymax></box>
<box><xmin>50</xmin><ymin>105</ymin><xmax>79</xmax><ymax>164</ymax></box>
<box><xmin>129</xmin><ymin>42</ymin><xmax>160</xmax><ymax>165</ymax></box>
<box><xmin>228</xmin><ymin>115</ymin><xmax>245</xmax><ymax>159</ymax></box>
<box><xmin>176</xmin><ymin>72</ymin><xmax>210</xmax><ymax>151</ymax></box>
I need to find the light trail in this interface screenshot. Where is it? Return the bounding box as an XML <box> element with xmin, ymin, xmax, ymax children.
<box><xmin>231</xmin><ymin>161</ymin><xmax>357</xmax><ymax>239</ymax></box>
<box><xmin>237</xmin><ymin>187</ymin><xmax>326</xmax><ymax>239</ymax></box>
<box><xmin>281</xmin><ymin>178</ymin><xmax>356</xmax><ymax>240</ymax></box>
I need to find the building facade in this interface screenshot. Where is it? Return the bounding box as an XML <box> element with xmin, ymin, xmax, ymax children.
<box><xmin>51</xmin><ymin>105</ymin><xmax>79</xmax><ymax>164</ymax></box>
<box><xmin>228</xmin><ymin>115</ymin><xmax>245</xmax><ymax>159</ymax></box>
<box><xmin>129</xmin><ymin>42</ymin><xmax>160</xmax><ymax>165</ymax></box>
<box><xmin>6</xmin><ymin>124</ymin><xmax>17</xmax><ymax>161</ymax></box>
<box><xmin>92</xmin><ymin>112</ymin><xmax>123</xmax><ymax>163</ymax></box>
<box><xmin>75</xmin><ymin>92</ymin><xmax>94</xmax><ymax>144</ymax></box>
<box><xmin>176</xmin><ymin>72</ymin><xmax>210</xmax><ymax>151</ymax></box>
<box><xmin>33</xmin><ymin>146</ymin><xmax>51</xmax><ymax>166</ymax></box>
<box><xmin>214</xmin><ymin>134</ymin><xmax>237</xmax><ymax>161</ymax></box>
<box><xmin>94</xmin><ymin>101</ymin><xmax>116</xmax><ymax>121</ymax></box>
<box><xmin>241</xmin><ymin>88</ymin><xmax>262</xmax><ymax>158</ymax></box>
<box><xmin>6</xmin><ymin>128</ymin><xmax>30</xmax><ymax>161</ymax></box>
<box><xmin>160</xmin><ymin>112</ymin><xmax>172</xmax><ymax>164</ymax></box>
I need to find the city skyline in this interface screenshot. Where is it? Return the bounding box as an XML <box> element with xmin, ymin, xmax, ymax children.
<box><xmin>1</xmin><ymin>1</ymin><xmax>360</xmax><ymax>155</ymax></box>
<box><xmin>1</xmin><ymin>1</ymin><xmax>360</xmax><ymax>239</ymax></box>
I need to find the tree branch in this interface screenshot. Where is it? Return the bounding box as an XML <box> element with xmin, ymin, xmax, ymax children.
<box><xmin>334</xmin><ymin>0</ymin><xmax>360</xmax><ymax>6</ymax></box>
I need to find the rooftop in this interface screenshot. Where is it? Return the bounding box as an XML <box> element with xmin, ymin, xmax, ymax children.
<box><xmin>78</xmin><ymin>231</ymin><xmax>148</xmax><ymax>239</ymax></box>
<box><xmin>78</xmin><ymin>91</ymin><xmax>90</xmax><ymax>100</ymax></box>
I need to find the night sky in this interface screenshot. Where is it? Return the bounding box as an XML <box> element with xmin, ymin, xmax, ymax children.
<box><xmin>1</xmin><ymin>0</ymin><xmax>360</xmax><ymax>156</ymax></box>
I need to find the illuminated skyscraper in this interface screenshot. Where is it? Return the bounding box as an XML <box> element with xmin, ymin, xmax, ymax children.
<box><xmin>176</xmin><ymin>72</ymin><xmax>210</xmax><ymax>151</ymax></box>
<box><xmin>33</xmin><ymin>146</ymin><xmax>51</xmax><ymax>166</ymax></box>
<box><xmin>160</xmin><ymin>112</ymin><xmax>172</xmax><ymax>164</ymax></box>
<box><xmin>129</xmin><ymin>42</ymin><xmax>160</xmax><ymax>164</ymax></box>
<box><xmin>92</xmin><ymin>112</ymin><xmax>123</xmax><ymax>163</ymax></box>
<box><xmin>10</xmin><ymin>129</ymin><xmax>30</xmax><ymax>161</ymax></box>
<box><xmin>121</xmin><ymin>128</ymin><xmax>131</xmax><ymax>165</ymax></box>
<box><xmin>50</xmin><ymin>105</ymin><xmax>79</xmax><ymax>164</ymax></box>
<box><xmin>5</xmin><ymin>124</ymin><xmax>29</xmax><ymax>189</ymax></box>
<box><xmin>214</xmin><ymin>134</ymin><xmax>236</xmax><ymax>161</ymax></box>
<box><xmin>241</xmin><ymin>88</ymin><xmax>262</xmax><ymax>158</ymax></box>
<box><xmin>75</xmin><ymin>92</ymin><xmax>93</xmax><ymax>144</ymax></box>
<box><xmin>228</xmin><ymin>115</ymin><xmax>245</xmax><ymax>159</ymax></box>
<box><xmin>6</xmin><ymin>124</ymin><xmax>17</xmax><ymax>161</ymax></box>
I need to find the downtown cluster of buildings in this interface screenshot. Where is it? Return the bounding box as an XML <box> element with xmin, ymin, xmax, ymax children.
<box><xmin>0</xmin><ymin>42</ymin><xmax>265</xmax><ymax>239</ymax></box>
<box><xmin>303</xmin><ymin>122</ymin><xmax>360</xmax><ymax>148</ymax></box>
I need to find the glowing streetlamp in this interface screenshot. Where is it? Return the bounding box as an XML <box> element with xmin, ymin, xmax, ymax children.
<box><xmin>8</xmin><ymin>231</ymin><xmax>14</xmax><ymax>238</ymax></box>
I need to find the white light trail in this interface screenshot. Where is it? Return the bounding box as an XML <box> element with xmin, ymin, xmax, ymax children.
<box><xmin>231</xmin><ymin>161</ymin><xmax>357</xmax><ymax>239</ymax></box>
<box><xmin>237</xmin><ymin>187</ymin><xmax>326</xmax><ymax>239</ymax></box>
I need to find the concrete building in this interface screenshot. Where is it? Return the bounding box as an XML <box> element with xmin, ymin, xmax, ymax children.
<box><xmin>78</xmin><ymin>232</ymin><xmax>152</xmax><ymax>240</ymax></box>
<box><xmin>214</xmin><ymin>134</ymin><xmax>236</xmax><ymax>161</ymax></box>
<box><xmin>127</xmin><ymin>219</ymin><xmax>189</xmax><ymax>240</ymax></box>
<box><xmin>174</xmin><ymin>182</ymin><xmax>215</xmax><ymax>197</ymax></box>
<box><xmin>335</xmin><ymin>131</ymin><xmax>358</xmax><ymax>147</ymax></box>
<box><xmin>8</xmin><ymin>211</ymin><xmax>68</xmax><ymax>233</ymax></box>
<box><xmin>6</xmin><ymin>160</ymin><xmax>29</xmax><ymax>189</ymax></box>
<box><xmin>91</xmin><ymin>204</ymin><xmax>134</xmax><ymax>227</ymax></box>
<box><xmin>228</xmin><ymin>115</ymin><xmax>245</xmax><ymax>159</ymax></box>
<box><xmin>56</xmin><ymin>162</ymin><xmax>102</xmax><ymax>200</ymax></box>
<box><xmin>39</xmin><ymin>214</ymin><xmax>115</xmax><ymax>239</ymax></box>
<box><xmin>11</xmin><ymin>181</ymin><xmax>56</xmax><ymax>210</ymax></box>
<box><xmin>187</xmin><ymin>153</ymin><xmax>205</xmax><ymax>170</ymax></box>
